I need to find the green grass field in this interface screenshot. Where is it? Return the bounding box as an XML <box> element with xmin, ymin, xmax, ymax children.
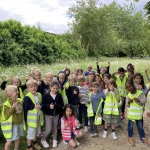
<box><xmin>0</xmin><ymin>57</ymin><xmax>150</xmax><ymax>149</ymax></box>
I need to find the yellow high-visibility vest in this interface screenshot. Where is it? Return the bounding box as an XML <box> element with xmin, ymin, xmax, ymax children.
<box><xmin>127</xmin><ymin>90</ymin><xmax>144</xmax><ymax>121</ymax></box>
<box><xmin>1</xmin><ymin>98</ymin><xmax>22</xmax><ymax>138</ymax></box>
<box><xmin>26</xmin><ymin>92</ymin><xmax>44</xmax><ymax>128</ymax></box>
<box><xmin>116</xmin><ymin>75</ymin><xmax>128</xmax><ymax>97</ymax></box>
<box><xmin>103</xmin><ymin>91</ymin><xmax>119</xmax><ymax>115</ymax></box>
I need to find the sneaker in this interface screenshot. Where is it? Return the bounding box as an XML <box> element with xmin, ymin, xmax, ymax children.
<box><xmin>102</xmin><ymin>131</ymin><xmax>107</xmax><ymax>138</ymax></box>
<box><xmin>76</xmin><ymin>124</ymin><xmax>81</xmax><ymax>129</ymax></box>
<box><xmin>90</xmin><ymin>133</ymin><xmax>94</xmax><ymax>137</ymax></box>
<box><xmin>93</xmin><ymin>133</ymin><xmax>98</xmax><ymax>137</ymax></box>
<box><xmin>63</xmin><ymin>140</ymin><xmax>68</xmax><ymax>145</ymax></box>
<box><xmin>33</xmin><ymin>143</ymin><xmax>41</xmax><ymax>150</ymax></box>
<box><xmin>41</xmin><ymin>140</ymin><xmax>49</xmax><ymax>148</ymax></box>
<box><xmin>128</xmin><ymin>138</ymin><xmax>135</xmax><ymax>146</ymax></box>
<box><xmin>75</xmin><ymin>139</ymin><xmax>80</xmax><ymax>146</ymax></box>
<box><xmin>53</xmin><ymin>140</ymin><xmax>58</xmax><ymax>148</ymax></box>
<box><xmin>141</xmin><ymin>138</ymin><xmax>150</xmax><ymax>145</ymax></box>
<box><xmin>84</xmin><ymin>126</ymin><xmax>88</xmax><ymax>132</ymax></box>
<box><xmin>112</xmin><ymin>132</ymin><xmax>117</xmax><ymax>140</ymax></box>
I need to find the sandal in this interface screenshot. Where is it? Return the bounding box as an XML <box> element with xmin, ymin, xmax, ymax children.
<box><xmin>128</xmin><ymin>138</ymin><xmax>135</xmax><ymax>146</ymax></box>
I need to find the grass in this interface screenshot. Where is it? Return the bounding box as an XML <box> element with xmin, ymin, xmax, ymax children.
<box><xmin>0</xmin><ymin>57</ymin><xmax>150</xmax><ymax>149</ymax></box>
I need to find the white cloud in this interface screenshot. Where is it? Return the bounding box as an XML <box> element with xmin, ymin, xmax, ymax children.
<box><xmin>0</xmin><ymin>0</ymin><xmax>147</xmax><ymax>34</ymax></box>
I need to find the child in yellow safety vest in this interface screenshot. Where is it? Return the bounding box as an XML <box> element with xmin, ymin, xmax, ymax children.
<box><xmin>112</xmin><ymin>67</ymin><xmax>128</xmax><ymax>119</ymax></box>
<box><xmin>88</xmin><ymin>82</ymin><xmax>103</xmax><ymax>137</ymax></box>
<box><xmin>23</xmin><ymin>79</ymin><xmax>44</xmax><ymax>150</ymax></box>
<box><xmin>102</xmin><ymin>79</ymin><xmax>120</xmax><ymax>140</ymax></box>
<box><xmin>1</xmin><ymin>85</ymin><xmax>24</xmax><ymax>150</ymax></box>
<box><xmin>126</xmin><ymin>80</ymin><xmax>150</xmax><ymax>146</ymax></box>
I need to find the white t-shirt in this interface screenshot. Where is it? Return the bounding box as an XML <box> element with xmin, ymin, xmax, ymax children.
<box><xmin>50</xmin><ymin>93</ymin><xmax>56</xmax><ymax>100</ymax></box>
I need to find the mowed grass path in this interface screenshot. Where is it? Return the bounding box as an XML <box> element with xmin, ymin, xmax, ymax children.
<box><xmin>0</xmin><ymin>57</ymin><xmax>150</xmax><ymax>150</ymax></box>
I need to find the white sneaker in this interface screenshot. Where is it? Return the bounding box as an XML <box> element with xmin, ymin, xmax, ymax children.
<box><xmin>41</xmin><ymin>140</ymin><xmax>49</xmax><ymax>148</ymax></box>
<box><xmin>90</xmin><ymin>133</ymin><xmax>94</xmax><ymax>137</ymax></box>
<box><xmin>63</xmin><ymin>140</ymin><xmax>68</xmax><ymax>145</ymax></box>
<box><xmin>102</xmin><ymin>131</ymin><xmax>107</xmax><ymax>138</ymax></box>
<box><xmin>53</xmin><ymin>140</ymin><xmax>58</xmax><ymax>148</ymax></box>
<box><xmin>112</xmin><ymin>132</ymin><xmax>117</xmax><ymax>140</ymax></box>
<box><xmin>93</xmin><ymin>133</ymin><xmax>98</xmax><ymax>137</ymax></box>
<box><xmin>75</xmin><ymin>140</ymin><xmax>80</xmax><ymax>146</ymax></box>
<box><xmin>84</xmin><ymin>126</ymin><xmax>88</xmax><ymax>132</ymax></box>
<box><xmin>76</xmin><ymin>124</ymin><xmax>81</xmax><ymax>129</ymax></box>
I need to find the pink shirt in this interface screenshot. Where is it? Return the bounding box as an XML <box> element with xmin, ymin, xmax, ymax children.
<box><xmin>61</xmin><ymin>115</ymin><xmax>79</xmax><ymax>140</ymax></box>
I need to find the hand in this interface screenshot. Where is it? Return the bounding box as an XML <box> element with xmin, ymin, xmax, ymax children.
<box><xmin>146</xmin><ymin>112</ymin><xmax>150</xmax><ymax>117</ymax></box>
<box><xmin>37</xmin><ymin>80</ymin><xmax>41</xmax><ymax>85</ymax></box>
<box><xmin>128</xmin><ymin>99</ymin><xmax>133</xmax><ymax>104</ymax></box>
<box><xmin>133</xmin><ymin>98</ymin><xmax>139</xmax><ymax>103</ymax></box>
<box><xmin>96</xmin><ymin>61</ymin><xmax>99</xmax><ymax>65</ymax></box>
<box><xmin>78</xmin><ymin>94</ymin><xmax>82</xmax><ymax>98</ymax></box>
<box><xmin>145</xmin><ymin>68</ymin><xmax>148</xmax><ymax>73</ymax></box>
<box><xmin>6</xmin><ymin>77</ymin><xmax>11</xmax><ymax>82</ymax></box>
<box><xmin>12</xmin><ymin>102</ymin><xmax>18</xmax><ymax>108</ymax></box>
<box><xmin>98</xmin><ymin>114</ymin><xmax>101</xmax><ymax>117</ymax></box>
<box><xmin>64</xmin><ymin>123</ymin><xmax>68</xmax><ymax>128</ymax></box>
<box><xmin>73</xmin><ymin>89</ymin><xmax>77</xmax><ymax>94</ymax></box>
<box><xmin>136</xmin><ymin>84</ymin><xmax>142</xmax><ymax>90</ymax></box>
<box><xmin>63</xmin><ymin>85</ymin><xmax>66</xmax><ymax>89</ymax></box>
<box><xmin>108</xmin><ymin>62</ymin><xmax>110</xmax><ymax>66</ymax></box>
<box><xmin>35</xmin><ymin>104</ymin><xmax>41</xmax><ymax>109</ymax></box>
<box><xmin>50</xmin><ymin>103</ymin><xmax>54</xmax><ymax>109</ymax></box>
<box><xmin>88</xmin><ymin>98</ymin><xmax>92</xmax><ymax>102</ymax></box>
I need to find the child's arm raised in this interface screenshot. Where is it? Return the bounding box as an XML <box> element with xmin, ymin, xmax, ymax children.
<box><xmin>1</xmin><ymin>77</ymin><xmax>11</xmax><ymax>90</ymax></box>
<box><xmin>96</xmin><ymin>61</ymin><xmax>100</xmax><ymax>74</ymax></box>
<box><xmin>145</xmin><ymin>68</ymin><xmax>150</xmax><ymax>82</ymax></box>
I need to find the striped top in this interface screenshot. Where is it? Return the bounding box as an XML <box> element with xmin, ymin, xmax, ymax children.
<box><xmin>78</xmin><ymin>85</ymin><xmax>90</xmax><ymax>104</ymax></box>
<box><xmin>61</xmin><ymin>115</ymin><xmax>79</xmax><ymax>141</ymax></box>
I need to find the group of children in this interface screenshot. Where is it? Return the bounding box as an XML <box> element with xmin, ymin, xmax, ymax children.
<box><xmin>1</xmin><ymin>61</ymin><xmax>150</xmax><ymax>150</ymax></box>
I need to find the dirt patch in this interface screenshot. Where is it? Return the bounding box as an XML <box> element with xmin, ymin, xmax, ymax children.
<box><xmin>49</xmin><ymin>112</ymin><xmax>150</xmax><ymax>150</ymax></box>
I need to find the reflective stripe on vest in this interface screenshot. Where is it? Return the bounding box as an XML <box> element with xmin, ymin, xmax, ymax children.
<box><xmin>94</xmin><ymin>99</ymin><xmax>104</xmax><ymax>125</ymax></box>
<box><xmin>26</xmin><ymin>92</ymin><xmax>44</xmax><ymax>128</ymax></box>
<box><xmin>1</xmin><ymin>101</ymin><xmax>13</xmax><ymax>138</ymax></box>
<box><xmin>87</xmin><ymin>102</ymin><xmax>94</xmax><ymax>117</ymax></box>
<box><xmin>103</xmin><ymin>92</ymin><xmax>119</xmax><ymax>115</ymax></box>
<box><xmin>19</xmin><ymin>87</ymin><xmax>24</xmax><ymax>100</ymax></box>
<box><xmin>127</xmin><ymin>90</ymin><xmax>144</xmax><ymax>121</ymax></box>
<box><xmin>116</xmin><ymin>75</ymin><xmax>128</xmax><ymax>97</ymax></box>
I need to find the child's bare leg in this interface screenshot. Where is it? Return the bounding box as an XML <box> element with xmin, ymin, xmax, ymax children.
<box><xmin>104</xmin><ymin>122</ymin><xmax>108</xmax><ymax>129</ymax></box>
<box><xmin>14</xmin><ymin>139</ymin><xmax>20</xmax><ymax>149</ymax></box>
<box><xmin>111</xmin><ymin>123</ymin><xmax>115</xmax><ymax>130</ymax></box>
<box><xmin>5</xmin><ymin>141</ymin><xmax>12</xmax><ymax>150</ymax></box>
<box><xmin>69</xmin><ymin>139</ymin><xmax>77</xmax><ymax>148</ymax></box>
<box><xmin>27</xmin><ymin>139</ymin><xmax>32</xmax><ymax>147</ymax></box>
<box><xmin>75</xmin><ymin>131</ymin><xmax>83</xmax><ymax>139</ymax></box>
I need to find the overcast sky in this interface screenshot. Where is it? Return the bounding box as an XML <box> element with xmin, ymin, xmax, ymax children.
<box><xmin>0</xmin><ymin>0</ymin><xmax>148</xmax><ymax>34</ymax></box>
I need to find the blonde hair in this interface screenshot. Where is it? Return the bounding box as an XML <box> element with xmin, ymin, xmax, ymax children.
<box><xmin>68</xmin><ymin>75</ymin><xmax>77</xmax><ymax>82</ymax></box>
<box><xmin>77</xmin><ymin>76</ymin><xmax>85</xmax><ymax>82</ymax></box>
<box><xmin>58</xmin><ymin>73</ymin><xmax>65</xmax><ymax>79</ymax></box>
<box><xmin>32</xmin><ymin>68</ymin><xmax>42</xmax><ymax>79</ymax></box>
<box><xmin>4</xmin><ymin>85</ymin><xmax>18</xmax><ymax>98</ymax></box>
<box><xmin>26</xmin><ymin>79</ymin><xmax>38</xmax><ymax>88</ymax></box>
<box><xmin>45</xmin><ymin>72</ymin><xmax>53</xmax><ymax>77</ymax></box>
<box><xmin>10</xmin><ymin>76</ymin><xmax>21</xmax><ymax>87</ymax></box>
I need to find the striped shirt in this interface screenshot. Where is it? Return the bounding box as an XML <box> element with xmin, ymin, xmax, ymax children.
<box><xmin>78</xmin><ymin>85</ymin><xmax>90</xmax><ymax>104</ymax></box>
